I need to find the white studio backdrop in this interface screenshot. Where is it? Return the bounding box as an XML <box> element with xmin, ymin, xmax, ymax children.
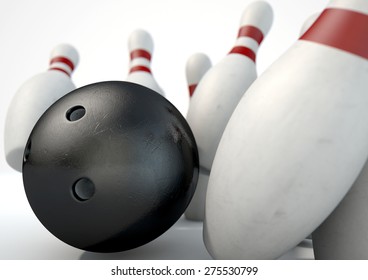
<box><xmin>0</xmin><ymin>0</ymin><xmax>328</xmax><ymax>173</ymax></box>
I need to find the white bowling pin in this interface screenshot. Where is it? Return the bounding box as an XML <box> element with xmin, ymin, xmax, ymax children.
<box><xmin>185</xmin><ymin>53</ymin><xmax>212</xmax><ymax>98</ymax></box>
<box><xmin>204</xmin><ymin>0</ymin><xmax>368</xmax><ymax>259</ymax></box>
<box><xmin>126</xmin><ymin>29</ymin><xmax>164</xmax><ymax>96</ymax></box>
<box><xmin>184</xmin><ymin>0</ymin><xmax>273</xmax><ymax>221</ymax></box>
<box><xmin>4</xmin><ymin>44</ymin><xmax>79</xmax><ymax>172</ymax></box>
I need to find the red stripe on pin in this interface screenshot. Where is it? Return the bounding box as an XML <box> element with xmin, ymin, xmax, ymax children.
<box><xmin>237</xmin><ymin>25</ymin><xmax>264</xmax><ymax>44</ymax></box>
<box><xmin>49</xmin><ymin>67</ymin><xmax>70</xmax><ymax>76</ymax></box>
<box><xmin>300</xmin><ymin>8</ymin><xmax>368</xmax><ymax>60</ymax></box>
<box><xmin>50</xmin><ymin>57</ymin><xmax>75</xmax><ymax>71</ymax></box>
<box><xmin>130</xmin><ymin>49</ymin><xmax>151</xmax><ymax>61</ymax></box>
<box><xmin>229</xmin><ymin>46</ymin><xmax>256</xmax><ymax>62</ymax></box>
<box><xmin>188</xmin><ymin>85</ymin><xmax>196</xmax><ymax>97</ymax></box>
<box><xmin>129</xmin><ymin>65</ymin><xmax>151</xmax><ymax>73</ymax></box>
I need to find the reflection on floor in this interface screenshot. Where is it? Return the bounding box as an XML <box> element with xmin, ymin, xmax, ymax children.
<box><xmin>0</xmin><ymin>172</ymin><xmax>314</xmax><ymax>260</ymax></box>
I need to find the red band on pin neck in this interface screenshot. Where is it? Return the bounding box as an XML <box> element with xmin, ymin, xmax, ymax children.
<box><xmin>300</xmin><ymin>8</ymin><xmax>368</xmax><ymax>60</ymax></box>
<box><xmin>49</xmin><ymin>67</ymin><xmax>70</xmax><ymax>76</ymax></box>
<box><xmin>229</xmin><ymin>46</ymin><xmax>256</xmax><ymax>62</ymax></box>
<box><xmin>50</xmin><ymin>56</ymin><xmax>75</xmax><ymax>71</ymax></box>
<box><xmin>237</xmin><ymin>25</ymin><xmax>264</xmax><ymax>45</ymax></box>
<box><xmin>188</xmin><ymin>84</ymin><xmax>196</xmax><ymax>97</ymax></box>
<box><xmin>129</xmin><ymin>65</ymin><xmax>151</xmax><ymax>73</ymax></box>
<box><xmin>130</xmin><ymin>49</ymin><xmax>151</xmax><ymax>61</ymax></box>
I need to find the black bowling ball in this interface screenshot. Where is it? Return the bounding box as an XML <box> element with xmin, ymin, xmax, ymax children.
<box><xmin>22</xmin><ymin>81</ymin><xmax>199</xmax><ymax>253</ymax></box>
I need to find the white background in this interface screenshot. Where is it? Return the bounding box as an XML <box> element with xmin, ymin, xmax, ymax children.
<box><xmin>0</xmin><ymin>0</ymin><xmax>328</xmax><ymax>173</ymax></box>
<box><xmin>1</xmin><ymin>2</ymin><xmax>367</xmax><ymax>277</ymax></box>
<box><xmin>0</xmin><ymin>0</ymin><xmax>330</xmax><ymax>265</ymax></box>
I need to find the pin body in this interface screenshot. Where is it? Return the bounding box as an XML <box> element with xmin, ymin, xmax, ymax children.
<box><xmin>126</xmin><ymin>29</ymin><xmax>164</xmax><ymax>96</ymax></box>
<box><xmin>185</xmin><ymin>0</ymin><xmax>273</xmax><ymax>221</ymax></box>
<box><xmin>204</xmin><ymin>1</ymin><xmax>368</xmax><ymax>259</ymax></box>
<box><xmin>4</xmin><ymin>44</ymin><xmax>79</xmax><ymax>172</ymax></box>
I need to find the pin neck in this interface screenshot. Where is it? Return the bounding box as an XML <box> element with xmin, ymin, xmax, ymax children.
<box><xmin>227</xmin><ymin>25</ymin><xmax>264</xmax><ymax>62</ymax></box>
<box><xmin>129</xmin><ymin>49</ymin><xmax>153</xmax><ymax>73</ymax></box>
<box><xmin>228</xmin><ymin>46</ymin><xmax>256</xmax><ymax>62</ymax></box>
<box><xmin>50</xmin><ymin>56</ymin><xmax>75</xmax><ymax>70</ymax></box>
<box><xmin>237</xmin><ymin>25</ymin><xmax>264</xmax><ymax>44</ymax></box>
<box><xmin>300</xmin><ymin>8</ymin><xmax>368</xmax><ymax>60</ymax></box>
<box><xmin>130</xmin><ymin>49</ymin><xmax>152</xmax><ymax>61</ymax></box>
<box><xmin>188</xmin><ymin>84</ymin><xmax>196</xmax><ymax>97</ymax></box>
<box><xmin>129</xmin><ymin>65</ymin><xmax>151</xmax><ymax>73</ymax></box>
<box><xmin>48</xmin><ymin>56</ymin><xmax>75</xmax><ymax>76</ymax></box>
<box><xmin>49</xmin><ymin>67</ymin><xmax>70</xmax><ymax>76</ymax></box>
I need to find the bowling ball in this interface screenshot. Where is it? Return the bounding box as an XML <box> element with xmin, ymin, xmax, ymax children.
<box><xmin>22</xmin><ymin>81</ymin><xmax>199</xmax><ymax>253</ymax></box>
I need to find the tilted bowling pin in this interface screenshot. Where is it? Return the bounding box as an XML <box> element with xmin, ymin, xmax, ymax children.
<box><xmin>4</xmin><ymin>44</ymin><xmax>79</xmax><ymax>172</ymax></box>
<box><xmin>126</xmin><ymin>29</ymin><xmax>164</xmax><ymax>96</ymax></box>
<box><xmin>184</xmin><ymin>0</ymin><xmax>273</xmax><ymax>221</ymax></box>
<box><xmin>185</xmin><ymin>53</ymin><xmax>212</xmax><ymax>98</ymax></box>
<box><xmin>204</xmin><ymin>0</ymin><xmax>368</xmax><ymax>259</ymax></box>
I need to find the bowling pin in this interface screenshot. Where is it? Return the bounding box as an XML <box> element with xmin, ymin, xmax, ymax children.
<box><xmin>185</xmin><ymin>53</ymin><xmax>212</xmax><ymax>98</ymax></box>
<box><xmin>4</xmin><ymin>44</ymin><xmax>79</xmax><ymax>172</ymax></box>
<box><xmin>184</xmin><ymin>0</ymin><xmax>273</xmax><ymax>221</ymax></box>
<box><xmin>204</xmin><ymin>0</ymin><xmax>368</xmax><ymax>259</ymax></box>
<box><xmin>126</xmin><ymin>29</ymin><xmax>164</xmax><ymax>96</ymax></box>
